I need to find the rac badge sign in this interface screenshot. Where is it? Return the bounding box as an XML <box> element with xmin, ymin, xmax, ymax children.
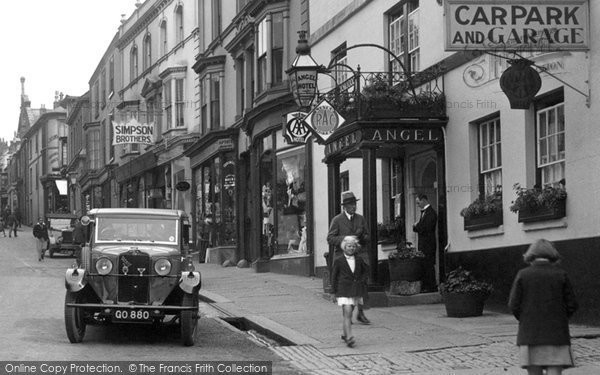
<box><xmin>444</xmin><ymin>0</ymin><xmax>590</xmax><ymax>51</ymax></box>
<box><xmin>303</xmin><ymin>99</ymin><xmax>345</xmax><ymax>142</ymax></box>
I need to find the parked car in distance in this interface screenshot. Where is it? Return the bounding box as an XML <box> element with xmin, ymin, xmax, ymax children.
<box><xmin>64</xmin><ymin>208</ymin><xmax>201</xmax><ymax>346</ymax></box>
<box><xmin>47</xmin><ymin>213</ymin><xmax>79</xmax><ymax>258</ymax></box>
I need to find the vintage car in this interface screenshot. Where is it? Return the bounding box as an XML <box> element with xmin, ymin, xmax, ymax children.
<box><xmin>64</xmin><ymin>208</ymin><xmax>201</xmax><ymax>346</ymax></box>
<box><xmin>47</xmin><ymin>213</ymin><xmax>79</xmax><ymax>258</ymax></box>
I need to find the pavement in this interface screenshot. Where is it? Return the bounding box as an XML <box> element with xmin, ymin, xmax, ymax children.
<box><xmin>195</xmin><ymin>261</ymin><xmax>600</xmax><ymax>375</ymax></box>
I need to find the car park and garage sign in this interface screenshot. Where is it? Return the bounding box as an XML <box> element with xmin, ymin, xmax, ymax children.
<box><xmin>444</xmin><ymin>0</ymin><xmax>590</xmax><ymax>51</ymax></box>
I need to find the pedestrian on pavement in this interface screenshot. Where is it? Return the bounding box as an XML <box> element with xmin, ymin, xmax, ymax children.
<box><xmin>15</xmin><ymin>210</ymin><xmax>22</xmax><ymax>228</ymax></box>
<box><xmin>508</xmin><ymin>239</ymin><xmax>578</xmax><ymax>375</ymax></box>
<box><xmin>6</xmin><ymin>211</ymin><xmax>17</xmax><ymax>238</ymax></box>
<box><xmin>33</xmin><ymin>217</ymin><xmax>49</xmax><ymax>261</ymax></box>
<box><xmin>331</xmin><ymin>236</ymin><xmax>369</xmax><ymax>348</ymax></box>
<box><xmin>0</xmin><ymin>218</ymin><xmax>6</xmax><ymax>237</ymax></box>
<box><xmin>412</xmin><ymin>194</ymin><xmax>438</xmax><ymax>293</ymax></box>
<box><xmin>327</xmin><ymin>190</ymin><xmax>371</xmax><ymax>325</ymax></box>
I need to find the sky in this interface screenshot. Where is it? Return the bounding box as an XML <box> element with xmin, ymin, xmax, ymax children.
<box><xmin>0</xmin><ymin>1</ymin><xmax>136</xmax><ymax>142</ymax></box>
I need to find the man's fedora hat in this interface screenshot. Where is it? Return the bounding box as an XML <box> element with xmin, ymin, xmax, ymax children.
<box><xmin>341</xmin><ymin>191</ymin><xmax>359</xmax><ymax>205</ymax></box>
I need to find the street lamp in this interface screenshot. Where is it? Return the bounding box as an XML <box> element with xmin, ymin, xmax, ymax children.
<box><xmin>286</xmin><ymin>30</ymin><xmax>323</xmax><ymax>109</ymax></box>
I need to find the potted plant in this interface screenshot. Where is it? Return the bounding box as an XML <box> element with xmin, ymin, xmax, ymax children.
<box><xmin>509</xmin><ymin>181</ymin><xmax>567</xmax><ymax>223</ymax></box>
<box><xmin>377</xmin><ymin>217</ymin><xmax>403</xmax><ymax>244</ymax></box>
<box><xmin>439</xmin><ymin>267</ymin><xmax>493</xmax><ymax>317</ymax></box>
<box><xmin>388</xmin><ymin>242</ymin><xmax>425</xmax><ymax>282</ymax></box>
<box><xmin>387</xmin><ymin>241</ymin><xmax>426</xmax><ymax>295</ymax></box>
<box><xmin>460</xmin><ymin>191</ymin><xmax>503</xmax><ymax>231</ymax></box>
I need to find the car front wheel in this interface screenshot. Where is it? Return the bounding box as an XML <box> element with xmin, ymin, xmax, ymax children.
<box><xmin>64</xmin><ymin>291</ymin><xmax>86</xmax><ymax>343</ymax></box>
<box><xmin>180</xmin><ymin>293</ymin><xmax>198</xmax><ymax>346</ymax></box>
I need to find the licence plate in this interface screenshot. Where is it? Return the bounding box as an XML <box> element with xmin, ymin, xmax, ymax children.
<box><xmin>113</xmin><ymin>309</ymin><xmax>151</xmax><ymax>322</ymax></box>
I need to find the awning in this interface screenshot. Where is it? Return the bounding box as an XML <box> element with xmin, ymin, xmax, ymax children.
<box><xmin>114</xmin><ymin>151</ymin><xmax>157</xmax><ymax>183</ymax></box>
<box><xmin>55</xmin><ymin>180</ymin><xmax>68</xmax><ymax>195</ymax></box>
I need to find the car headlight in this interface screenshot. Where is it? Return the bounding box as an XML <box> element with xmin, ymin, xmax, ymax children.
<box><xmin>95</xmin><ymin>257</ymin><xmax>113</xmax><ymax>275</ymax></box>
<box><xmin>154</xmin><ymin>258</ymin><xmax>172</xmax><ymax>276</ymax></box>
<box><xmin>57</xmin><ymin>237</ymin><xmax>63</xmax><ymax>244</ymax></box>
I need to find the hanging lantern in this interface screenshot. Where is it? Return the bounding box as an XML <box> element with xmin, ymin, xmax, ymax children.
<box><xmin>499</xmin><ymin>59</ymin><xmax>541</xmax><ymax>109</ymax></box>
<box><xmin>286</xmin><ymin>30</ymin><xmax>321</xmax><ymax>109</ymax></box>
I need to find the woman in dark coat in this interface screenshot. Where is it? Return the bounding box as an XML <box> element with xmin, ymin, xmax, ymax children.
<box><xmin>508</xmin><ymin>239</ymin><xmax>578</xmax><ymax>375</ymax></box>
<box><xmin>330</xmin><ymin>235</ymin><xmax>369</xmax><ymax>348</ymax></box>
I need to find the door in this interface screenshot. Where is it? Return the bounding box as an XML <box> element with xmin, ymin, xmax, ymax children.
<box><xmin>407</xmin><ymin>150</ymin><xmax>439</xmax><ymax>280</ymax></box>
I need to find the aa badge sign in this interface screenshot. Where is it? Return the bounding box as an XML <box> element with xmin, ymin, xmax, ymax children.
<box><xmin>283</xmin><ymin>111</ymin><xmax>311</xmax><ymax>144</ymax></box>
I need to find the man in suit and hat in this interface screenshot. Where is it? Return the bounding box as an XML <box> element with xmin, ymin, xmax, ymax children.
<box><xmin>413</xmin><ymin>194</ymin><xmax>438</xmax><ymax>292</ymax></box>
<box><xmin>327</xmin><ymin>191</ymin><xmax>371</xmax><ymax>324</ymax></box>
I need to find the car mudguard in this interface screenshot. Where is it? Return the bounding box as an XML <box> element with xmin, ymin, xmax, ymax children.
<box><xmin>65</xmin><ymin>268</ymin><xmax>87</xmax><ymax>292</ymax></box>
<box><xmin>178</xmin><ymin>271</ymin><xmax>201</xmax><ymax>294</ymax></box>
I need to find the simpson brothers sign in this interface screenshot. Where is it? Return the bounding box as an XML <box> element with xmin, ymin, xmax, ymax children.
<box><xmin>444</xmin><ymin>0</ymin><xmax>589</xmax><ymax>51</ymax></box>
<box><xmin>112</xmin><ymin>118</ymin><xmax>154</xmax><ymax>145</ymax></box>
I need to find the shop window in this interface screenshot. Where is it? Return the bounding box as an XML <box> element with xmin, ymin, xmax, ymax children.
<box><xmin>479</xmin><ymin>117</ymin><xmax>502</xmax><ymax>196</ymax></box>
<box><xmin>275</xmin><ymin>147</ymin><xmax>307</xmax><ymax>256</ymax></box>
<box><xmin>260</xmin><ymin>150</ymin><xmax>274</xmax><ymax>255</ymax></box>
<box><xmin>537</xmin><ymin>103</ymin><xmax>565</xmax><ymax>187</ymax></box>
<box><xmin>195</xmin><ymin>155</ymin><xmax>236</xmax><ymax>247</ymax></box>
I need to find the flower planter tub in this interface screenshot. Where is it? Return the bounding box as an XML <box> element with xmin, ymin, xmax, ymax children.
<box><xmin>442</xmin><ymin>291</ymin><xmax>487</xmax><ymax>317</ymax></box>
<box><xmin>389</xmin><ymin>258</ymin><xmax>424</xmax><ymax>282</ymax></box>
<box><xmin>463</xmin><ymin>211</ymin><xmax>503</xmax><ymax>231</ymax></box>
<box><xmin>517</xmin><ymin>200</ymin><xmax>566</xmax><ymax>223</ymax></box>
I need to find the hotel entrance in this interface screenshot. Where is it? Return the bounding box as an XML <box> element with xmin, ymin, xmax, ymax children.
<box><xmin>322</xmin><ymin>124</ymin><xmax>447</xmax><ymax>288</ymax></box>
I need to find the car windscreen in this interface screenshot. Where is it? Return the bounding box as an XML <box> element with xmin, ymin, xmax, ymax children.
<box><xmin>95</xmin><ymin>216</ymin><xmax>178</xmax><ymax>244</ymax></box>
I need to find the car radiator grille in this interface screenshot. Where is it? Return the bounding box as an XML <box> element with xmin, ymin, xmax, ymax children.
<box><xmin>61</xmin><ymin>231</ymin><xmax>73</xmax><ymax>242</ymax></box>
<box><xmin>117</xmin><ymin>252</ymin><xmax>150</xmax><ymax>304</ymax></box>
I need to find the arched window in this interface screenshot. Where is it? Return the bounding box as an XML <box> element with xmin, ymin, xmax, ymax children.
<box><xmin>160</xmin><ymin>20</ymin><xmax>168</xmax><ymax>55</ymax></box>
<box><xmin>175</xmin><ymin>5</ymin><xmax>184</xmax><ymax>44</ymax></box>
<box><xmin>130</xmin><ymin>45</ymin><xmax>138</xmax><ymax>81</ymax></box>
<box><xmin>143</xmin><ymin>33</ymin><xmax>152</xmax><ymax>70</ymax></box>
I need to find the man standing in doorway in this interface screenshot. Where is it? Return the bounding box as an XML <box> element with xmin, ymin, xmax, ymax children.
<box><xmin>327</xmin><ymin>191</ymin><xmax>371</xmax><ymax>325</ymax></box>
<box><xmin>413</xmin><ymin>194</ymin><xmax>438</xmax><ymax>293</ymax></box>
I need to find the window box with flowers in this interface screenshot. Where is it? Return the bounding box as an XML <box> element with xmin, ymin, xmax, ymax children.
<box><xmin>359</xmin><ymin>77</ymin><xmax>446</xmax><ymax>119</ymax></box>
<box><xmin>439</xmin><ymin>267</ymin><xmax>493</xmax><ymax>317</ymax></box>
<box><xmin>460</xmin><ymin>192</ymin><xmax>503</xmax><ymax>231</ymax></box>
<box><xmin>509</xmin><ymin>182</ymin><xmax>567</xmax><ymax>223</ymax></box>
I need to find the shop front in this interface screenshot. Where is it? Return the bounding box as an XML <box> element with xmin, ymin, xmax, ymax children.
<box><xmin>186</xmin><ymin>129</ymin><xmax>239</xmax><ymax>265</ymax></box>
<box><xmin>242</xmin><ymin>104</ymin><xmax>313</xmax><ymax>277</ymax></box>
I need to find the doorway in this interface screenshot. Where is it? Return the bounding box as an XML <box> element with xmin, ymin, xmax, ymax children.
<box><xmin>407</xmin><ymin>149</ymin><xmax>439</xmax><ymax>283</ymax></box>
